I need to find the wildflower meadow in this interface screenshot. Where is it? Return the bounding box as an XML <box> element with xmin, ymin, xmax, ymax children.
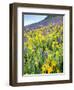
<box><xmin>23</xmin><ymin>15</ymin><xmax>63</xmax><ymax>74</ymax></box>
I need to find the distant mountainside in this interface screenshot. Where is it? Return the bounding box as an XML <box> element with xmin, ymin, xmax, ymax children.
<box><xmin>24</xmin><ymin>15</ymin><xmax>63</xmax><ymax>32</ymax></box>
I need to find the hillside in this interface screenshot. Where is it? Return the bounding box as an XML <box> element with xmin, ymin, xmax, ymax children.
<box><xmin>24</xmin><ymin>15</ymin><xmax>63</xmax><ymax>32</ymax></box>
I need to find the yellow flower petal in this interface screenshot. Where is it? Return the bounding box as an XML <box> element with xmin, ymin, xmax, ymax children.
<box><xmin>47</xmin><ymin>67</ymin><xmax>53</xmax><ymax>73</ymax></box>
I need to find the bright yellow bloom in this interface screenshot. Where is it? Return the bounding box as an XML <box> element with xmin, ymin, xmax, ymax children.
<box><xmin>42</xmin><ymin>63</ymin><xmax>49</xmax><ymax>72</ymax></box>
<box><xmin>53</xmin><ymin>35</ymin><xmax>57</xmax><ymax>39</ymax></box>
<box><xmin>41</xmin><ymin>65</ymin><xmax>46</xmax><ymax>72</ymax></box>
<box><xmin>44</xmin><ymin>64</ymin><xmax>49</xmax><ymax>69</ymax></box>
<box><xmin>47</xmin><ymin>67</ymin><xmax>53</xmax><ymax>73</ymax></box>
<box><xmin>35</xmin><ymin>35</ymin><xmax>39</xmax><ymax>41</ymax></box>
<box><xmin>38</xmin><ymin>33</ymin><xmax>42</xmax><ymax>38</ymax></box>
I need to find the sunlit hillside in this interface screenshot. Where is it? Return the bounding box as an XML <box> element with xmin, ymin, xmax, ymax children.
<box><xmin>23</xmin><ymin>15</ymin><xmax>63</xmax><ymax>74</ymax></box>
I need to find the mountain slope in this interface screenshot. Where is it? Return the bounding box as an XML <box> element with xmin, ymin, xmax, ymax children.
<box><xmin>24</xmin><ymin>15</ymin><xmax>63</xmax><ymax>32</ymax></box>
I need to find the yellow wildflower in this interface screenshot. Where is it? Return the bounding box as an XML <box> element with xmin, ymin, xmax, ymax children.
<box><xmin>48</xmin><ymin>54</ymin><xmax>52</xmax><ymax>59</ymax></box>
<box><xmin>53</xmin><ymin>35</ymin><xmax>57</xmax><ymax>39</ymax></box>
<box><xmin>41</xmin><ymin>35</ymin><xmax>45</xmax><ymax>40</ymax></box>
<box><xmin>52</xmin><ymin>41</ymin><xmax>56</xmax><ymax>45</ymax></box>
<box><xmin>56</xmin><ymin>45</ymin><xmax>59</xmax><ymax>48</ymax></box>
<box><xmin>57</xmin><ymin>69</ymin><xmax>60</xmax><ymax>73</ymax></box>
<box><xmin>44</xmin><ymin>64</ymin><xmax>49</xmax><ymax>69</ymax></box>
<box><xmin>52</xmin><ymin>44</ymin><xmax>54</xmax><ymax>48</ymax></box>
<box><xmin>41</xmin><ymin>65</ymin><xmax>46</xmax><ymax>72</ymax></box>
<box><xmin>38</xmin><ymin>33</ymin><xmax>42</xmax><ymax>38</ymax></box>
<box><xmin>47</xmin><ymin>67</ymin><xmax>53</xmax><ymax>73</ymax></box>
<box><xmin>55</xmin><ymin>41</ymin><xmax>58</xmax><ymax>45</ymax></box>
<box><xmin>28</xmin><ymin>44</ymin><xmax>32</xmax><ymax>50</ymax></box>
<box><xmin>56</xmin><ymin>51</ymin><xmax>59</xmax><ymax>56</ymax></box>
<box><xmin>45</xmin><ymin>48</ymin><xmax>48</xmax><ymax>51</ymax></box>
<box><xmin>35</xmin><ymin>35</ymin><xmax>39</xmax><ymax>41</ymax></box>
<box><xmin>46</xmin><ymin>59</ymin><xmax>50</xmax><ymax>64</ymax></box>
<box><xmin>28</xmin><ymin>37</ymin><xmax>32</xmax><ymax>41</ymax></box>
<box><xmin>41</xmin><ymin>63</ymin><xmax>49</xmax><ymax>73</ymax></box>
<box><xmin>51</xmin><ymin>60</ymin><xmax>57</xmax><ymax>67</ymax></box>
<box><xmin>35</xmin><ymin>61</ymin><xmax>38</xmax><ymax>66</ymax></box>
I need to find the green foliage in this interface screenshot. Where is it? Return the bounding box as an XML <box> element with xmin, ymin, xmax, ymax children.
<box><xmin>24</xmin><ymin>23</ymin><xmax>63</xmax><ymax>74</ymax></box>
